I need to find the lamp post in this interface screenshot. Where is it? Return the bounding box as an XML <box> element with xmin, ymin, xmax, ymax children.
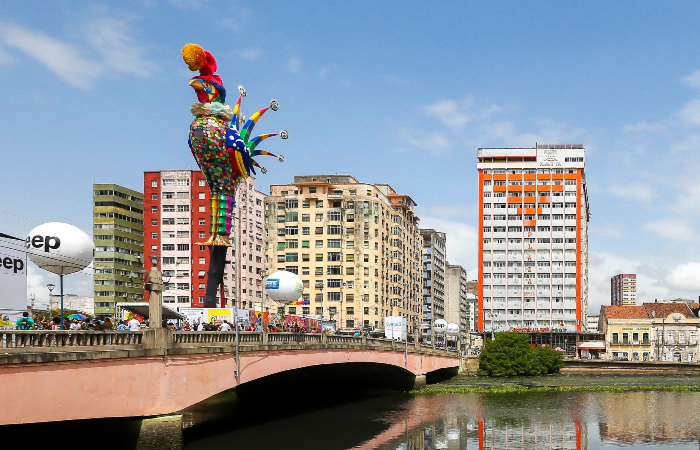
<box><xmin>47</xmin><ymin>284</ymin><xmax>55</xmax><ymax>312</ymax></box>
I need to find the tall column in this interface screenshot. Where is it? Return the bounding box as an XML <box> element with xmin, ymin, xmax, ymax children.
<box><xmin>148</xmin><ymin>269</ymin><xmax>164</xmax><ymax>328</ymax></box>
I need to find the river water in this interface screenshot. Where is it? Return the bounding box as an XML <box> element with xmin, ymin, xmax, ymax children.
<box><xmin>184</xmin><ymin>390</ymin><xmax>700</xmax><ymax>450</ymax></box>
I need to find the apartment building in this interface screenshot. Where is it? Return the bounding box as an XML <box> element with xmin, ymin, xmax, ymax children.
<box><xmin>93</xmin><ymin>184</ymin><xmax>145</xmax><ymax>316</ymax></box>
<box><xmin>143</xmin><ymin>170</ymin><xmax>265</xmax><ymax>308</ymax></box>
<box><xmin>477</xmin><ymin>144</ymin><xmax>589</xmax><ymax>333</ymax></box>
<box><xmin>611</xmin><ymin>273</ymin><xmax>637</xmax><ymax>306</ymax></box>
<box><xmin>445</xmin><ymin>263</ymin><xmax>468</xmax><ymax>338</ymax></box>
<box><xmin>263</xmin><ymin>175</ymin><xmax>422</xmax><ymax>333</ymax></box>
<box><xmin>420</xmin><ymin>230</ymin><xmax>446</xmax><ymax>343</ymax></box>
<box><xmin>586</xmin><ymin>314</ymin><xmax>599</xmax><ymax>332</ymax></box>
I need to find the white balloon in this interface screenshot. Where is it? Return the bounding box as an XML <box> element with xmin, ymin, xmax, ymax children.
<box><xmin>432</xmin><ymin>318</ymin><xmax>448</xmax><ymax>333</ymax></box>
<box><xmin>446</xmin><ymin>323</ymin><xmax>460</xmax><ymax>336</ymax></box>
<box><xmin>265</xmin><ymin>270</ymin><xmax>304</xmax><ymax>303</ymax></box>
<box><xmin>26</xmin><ymin>222</ymin><xmax>94</xmax><ymax>275</ymax></box>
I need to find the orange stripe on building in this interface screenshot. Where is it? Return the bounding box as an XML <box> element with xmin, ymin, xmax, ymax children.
<box><xmin>478</xmin><ymin>170</ymin><xmax>484</xmax><ymax>332</ymax></box>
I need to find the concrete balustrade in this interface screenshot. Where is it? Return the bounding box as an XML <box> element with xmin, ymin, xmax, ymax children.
<box><xmin>0</xmin><ymin>330</ymin><xmax>143</xmax><ymax>353</ymax></box>
<box><xmin>0</xmin><ymin>329</ymin><xmax>456</xmax><ymax>363</ymax></box>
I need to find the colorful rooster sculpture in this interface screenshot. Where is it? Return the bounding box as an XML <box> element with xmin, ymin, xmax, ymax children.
<box><xmin>182</xmin><ymin>43</ymin><xmax>287</xmax><ymax>307</ymax></box>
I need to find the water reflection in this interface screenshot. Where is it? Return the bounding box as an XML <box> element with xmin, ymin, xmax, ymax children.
<box><xmin>372</xmin><ymin>392</ymin><xmax>700</xmax><ymax>450</ymax></box>
<box><xmin>183</xmin><ymin>391</ymin><xmax>700</xmax><ymax>449</ymax></box>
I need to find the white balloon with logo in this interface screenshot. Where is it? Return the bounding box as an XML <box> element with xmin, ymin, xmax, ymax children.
<box><xmin>446</xmin><ymin>322</ymin><xmax>460</xmax><ymax>336</ymax></box>
<box><xmin>432</xmin><ymin>318</ymin><xmax>448</xmax><ymax>333</ymax></box>
<box><xmin>264</xmin><ymin>270</ymin><xmax>304</xmax><ymax>303</ymax></box>
<box><xmin>26</xmin><ymin>222</ymin><xmax>94</xmax><ymax>275</ymax></box>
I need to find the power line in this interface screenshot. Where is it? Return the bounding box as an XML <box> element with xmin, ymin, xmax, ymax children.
<box><xmin>0</xmin><ymin>210</ymin><xmax>42</xmax><ymax>223</ymax></box>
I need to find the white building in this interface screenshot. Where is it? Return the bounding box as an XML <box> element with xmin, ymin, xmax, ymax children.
<box><xmin>50</xmin><ymin>295</ymin><xmax>95</xmax><ymax>316</ymax></box>
<box><xmin>477</xmin><ymin>144</ymin><xmax>589</xmax><ymax>333</ymax></box>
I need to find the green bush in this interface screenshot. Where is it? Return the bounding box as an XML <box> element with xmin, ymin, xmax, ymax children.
<box><xmin>478</xmin><ymin>332</ymin><xmax>564</xmax><ymax>377</ymax></box>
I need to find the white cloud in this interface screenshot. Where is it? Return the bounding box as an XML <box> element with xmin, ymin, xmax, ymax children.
<box><xmin>608</xmin><ymin>183</ymin><xmax>655</xmax><ymax>202</ymax></box>
<box><xmin>676</xmin><ymin>98</ymin><xmax>700</xmax><ymax>125</ymax></box>
<box><xmin>0</xmin><ymin>18</ymin><xmax>155</xmax><ymax>89</ymax></box>
<box><xmin>643</xmin><ymin>218</ymin><xmax>695</xmax><ymax>241</ymax></box>
<box><xmin>399</xmin><ymin>129</ymin><xmax>451</xmax><ymax>154</ymax></box>
<box><xmin>287</xmin><ymin>57</ymin><xmax>301</xmax><ymax>73</ymax></box>
<box><xmin>623</xmin><ymin>120</ymin><xmax>667</xmax><ymax>134</ymax></box>
<box><xmin>0</xmin><ymin>22</ymin><xmax>102</xmax><ymax>88</ymax></box>
<box><xmin>683</xmin><ymin>69</ymin><xmax>700</xmax><ymax>89</ymax></box>
<box><xmin>424</xmin><ymin>98</ymin><xmax>502</xmax><ymax>131</ymax></box>
<box><xmin>666</xmin><ymin>261</ymin><xmax>700</xmax><ymax>291</ymax></box>
<box><xmin>589</xmin><ymin>222</ymin><xmax>624</xmax><ymax>238</ymax></box>
<box><xmin>418</xmin><ymin>217</ymin><xmax>478</xmax><ymax>279</ymax></box>
<box><xmin>239</xmin><ymin>49</ymin><xmax>263</xmax><ymax>61</ymax></box>
<box><xmin>83</xmin><ymin>17</ymin><xmax>156</xmax><ymax>78</ymax></box>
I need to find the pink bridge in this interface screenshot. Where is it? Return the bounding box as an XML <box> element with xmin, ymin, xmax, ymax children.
<box><xmin>0</xmin><ymin>330</ymin><xmax>459</xmax><ymax>426</ymax></box>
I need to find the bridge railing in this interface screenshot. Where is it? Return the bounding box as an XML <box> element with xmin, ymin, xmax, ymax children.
<box><xmin>170</xmin><ymin>331</ymin><xmax>457</xmax><ymax>356</ymax></box>
<box><xmin>0</xmin><ymin>329</ymin><xmax>458</xmax><ymax>357</ymax></box>
<box><xmin>0</xmin><ymin>330</ymin><xmax>143</xmax><ymax>352</ymax></box>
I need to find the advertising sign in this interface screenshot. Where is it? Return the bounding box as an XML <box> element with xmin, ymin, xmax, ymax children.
<box><xmin>322</xmin><ymin>321</ymin><xmax>336</xmax><ymax>333</ymax></box>
<box><xmin>0</xmin><ymin>233</ymin><xmax>27</xmax><ymax>324</ymax></box>
<box><xmin>178</xmin><ymin>307</ymin><xmax>206</xmax><ymax>325</ymax></box>
<box><xmin>206</xmin><ymin>308</ymin><xmax>233</xmax><ymax>324</ymax></box>
<box><xmin>384</xmin><ymin>316</ymin><xmax>406</xmax><ymax>341</ymax></box>
<box><xmin>537</xmin><ymin>148</ymin><xmax>564</xmax><ymax>168</ymax></box>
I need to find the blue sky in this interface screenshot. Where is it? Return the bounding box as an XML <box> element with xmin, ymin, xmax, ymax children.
<box><xmin>2</xmin><ymin>1</ymin><xmax>700</xmax><ymax>313</ymax></box>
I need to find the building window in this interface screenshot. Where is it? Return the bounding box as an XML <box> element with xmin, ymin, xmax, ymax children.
<box><xmin>328</xmin><ymin>292</ymin><xmax>341</xmax><ymax>301</ymax></box>
<box><xmin>612</xmin><ymin>333</ymin><xmax>618</xmax><ymax>344</ymax></box>
<box><xmin>177</xmin><ymin>179</ymin><xmax>190</xmax><ymax>186</ymax></box>
<box><xmin>162</xmin><ymin>244</ymin><xmax>175</xmax><ymax>251</ymax></box>
<box><xmin>151</xmin><ymin>180</ymin><xmax>158</xmax><ymax>187</ymax></box>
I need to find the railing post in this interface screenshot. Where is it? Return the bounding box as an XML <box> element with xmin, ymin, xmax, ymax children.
<box><xmin>321</xmin><ymin>333</ymin><xmax>327</xmax><ymax>347</ymax></box>
<box><xmin>262</xmin><ymin>331</ymin><xmax>268</xmax><ymax>346</ymax></box>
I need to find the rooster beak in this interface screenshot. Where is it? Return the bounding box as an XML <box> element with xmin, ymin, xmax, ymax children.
<box><xmin>189</xmin><ymin>79</ymin><xmax>203</xmax><ymax>90</ymax></box>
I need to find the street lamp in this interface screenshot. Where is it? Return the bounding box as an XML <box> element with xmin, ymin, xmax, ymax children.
<box><xmin>47</xmin><ymin>284</ymin><xmax>55</xmax><ymax>312</ymax></box>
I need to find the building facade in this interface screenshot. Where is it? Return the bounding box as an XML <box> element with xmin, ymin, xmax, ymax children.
<box><xmin>611</xmin><ymin>273</ymin><xmax>637</xmax><ymax>306</ymax></box>
<box><xmin>600</xmin><ymin>303</ymin><xmax>700</xmax><ymax>361</ymax></box>
<box><xmin>50</xmin><ymin>295</ymin><xmax>94</xmax><ymax>316</ymax></box>
<box><xmin>143</xmin><ymin>170</ymin><xmax>265</xmax><ymax>309</ymax></box>
<box><xmin>477</xmin><ymin>144</ymin><xmax>589</xmax><ymax>333</ymax></box>
<box><xmin>586</xmin><ymin>314</ymin><xmax>599</xmax><ymax>332</ymax></box>
<box><xmin>444</xmin><ymin>263</ymin><xmax>468</xmax><ymax>340</ymax></box>
<box><xmin>263</xmin><ymin>175</ymin><xmax>422</xmax><ymax>333</ymax></box>
<box><xmin>420</xmin><ymin>230</ymin><xmax>446</xmax><ymax>343</ymax></box>
<box><xmin>93</xmin><ymin>184</ymin><xmax>145</xmax><ymax>316</ymax></box>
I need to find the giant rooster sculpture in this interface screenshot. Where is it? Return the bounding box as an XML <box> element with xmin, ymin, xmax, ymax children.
<box><xmin>182</xmin><ymin>43</ymin><xmax>287</xmax><ymax>307</ymax></box>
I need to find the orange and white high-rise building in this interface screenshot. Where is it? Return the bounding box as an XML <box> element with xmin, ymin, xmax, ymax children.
<box><xmin>477</xmin><ymin>144</ymin><xmax>589</xmax><ymax>333</ymax></box>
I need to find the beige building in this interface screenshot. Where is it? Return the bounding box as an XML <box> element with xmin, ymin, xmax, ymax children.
<box><xmin>600</xmin><ymin>303</ymin><xmax>700</xmax><ymax>361</ymax></box>
<box><xmin>264</xmin><ymin>175</ymin><xmax>422</xmax><ymax>333</ymax></box>
<box><xmin>445</xmin><ymin>263</ymin><xmax>468</xmax><ymax>339</ymax></box>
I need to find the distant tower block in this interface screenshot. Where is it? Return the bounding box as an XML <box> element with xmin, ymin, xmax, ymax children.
<box><xmin>611</xmin><ymin>273</ymin><xmax>637</xmax><ymax>306</ymax></box>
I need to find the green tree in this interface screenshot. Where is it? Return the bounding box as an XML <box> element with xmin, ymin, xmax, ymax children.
<box><xmin>478</xmin><ymin>332</ymin><xmax>564</xmax><ymax>377</ymax></box>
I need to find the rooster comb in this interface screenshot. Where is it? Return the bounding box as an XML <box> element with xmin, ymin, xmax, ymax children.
<box><xmin>182</xmin><ymin>44</ymin><xmax>217</xmax><ymax>76</ymax></box>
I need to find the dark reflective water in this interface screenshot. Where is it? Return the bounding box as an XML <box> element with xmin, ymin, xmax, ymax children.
<box><xmin>184</xmin><ymin>390</ymin><xmax>700</xmax><ymax>450</ymax></box>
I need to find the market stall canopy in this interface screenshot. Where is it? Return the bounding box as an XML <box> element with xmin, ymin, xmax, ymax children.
<box><xmin>115</xmin><ymin>303</ymin><xmax>186</xmax><ymax>320</ymax></box>
<box><xmin>578</xmin><ymin>341</ymin><xmax>606</xmax><ymax>350</ymax></box>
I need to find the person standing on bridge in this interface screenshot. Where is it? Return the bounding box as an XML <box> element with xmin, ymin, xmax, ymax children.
<box><xmin>128</xmin><ymin>317</ymin><xmax>141</xmax><ymax>332</ymax></box>
<box><xmin>15</xmin><ymin>312</ymin><xmax>34</xmax><ymax>330</ymax></box>
<box><xmin>219</xmin><ymin>320</ymin><xmax>232</xmax><ymax>332</ymax></box>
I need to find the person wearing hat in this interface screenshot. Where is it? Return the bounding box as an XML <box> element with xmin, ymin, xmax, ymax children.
<box><xmin>69</xmin><ymin>318</ymin><xmax>81</xmax><ymax>331</ymax></box>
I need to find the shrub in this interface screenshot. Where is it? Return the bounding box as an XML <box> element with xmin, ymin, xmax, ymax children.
<box><xmin>478</xmin><ymin>332</ymin><xmax>564</xmax><ymax>377</ymax></box>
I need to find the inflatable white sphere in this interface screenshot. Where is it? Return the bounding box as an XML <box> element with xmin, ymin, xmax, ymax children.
<box><xmin>265</xmin><ymin>270</ymin><xmax>303</xmax><ymax>302</ymax></box>
<box><xmin>26</xmin><ymin>222</ymin><xmax>94</xmax><ymax>275</ymax></box>
<box><xmin>446</xmin><ymin>323</ymin><xmax>460</xmax><ymax>336</ymax></box>
<box><xmin>433</xmin><ymin>319</ymin><xmax>448</xmax><ymax>333</ymax></box>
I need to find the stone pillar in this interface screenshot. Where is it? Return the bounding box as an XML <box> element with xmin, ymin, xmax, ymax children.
<box><xmin>148</xmin><ymin>269</ymin><xmax>165</xmax><ymax>328</ymax></box>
